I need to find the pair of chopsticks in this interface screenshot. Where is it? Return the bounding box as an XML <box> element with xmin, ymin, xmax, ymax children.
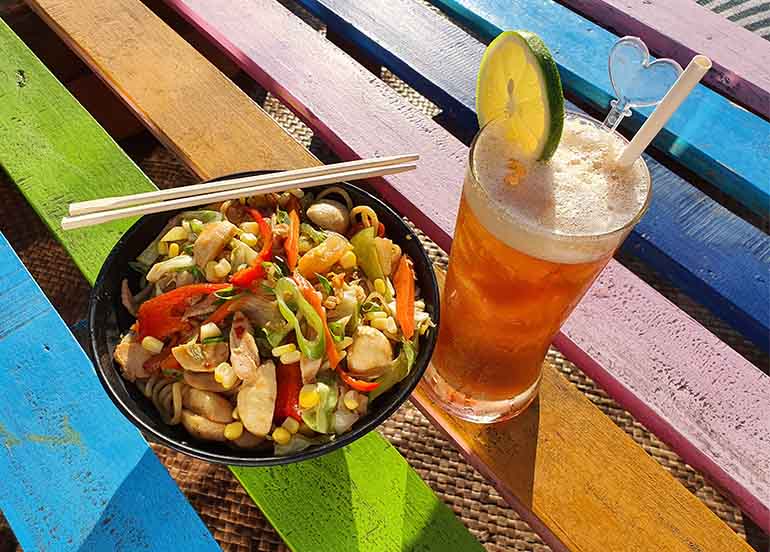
<box><xmin>61</xmin><ymin>154</ymin><xmax>418</xmax><ymax>230</ymax></box>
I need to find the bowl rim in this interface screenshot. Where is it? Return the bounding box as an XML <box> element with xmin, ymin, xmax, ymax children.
<box><xmin>88</xmin><ymin>174</ymin><xmax>440</xmax><ymax>466</ymax></box>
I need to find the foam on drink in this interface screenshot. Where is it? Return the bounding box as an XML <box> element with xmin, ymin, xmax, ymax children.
<box><xmin>466</xmin><ymin>112</ymin><xmax>650</xmax><ymax>264</ymax></box>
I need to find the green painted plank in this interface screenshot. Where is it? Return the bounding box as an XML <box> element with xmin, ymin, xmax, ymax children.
<box><xmin>0</xmin><ymin>17</ymin><xmax>156</xmax><ymax>285</ymax></box>
<box><xmin>233</xmin><ymin>433</ymin><xmax>482</xmax><ymax>552</ymax></box>
<box><xmin>0</xmin><ymin>17</ymin><xmax>480</xmax><ymax>551</ymax></box>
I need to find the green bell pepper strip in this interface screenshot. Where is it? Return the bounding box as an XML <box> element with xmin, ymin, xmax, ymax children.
<box><xmin>351</xmin><ymin>226</ymin><xmax>384</xmax><ymax>281</ymax></box>
<box><xmin>274</xmin><ymin>277</ymin><xmax>326</xmax><ymax>359</ymax></box>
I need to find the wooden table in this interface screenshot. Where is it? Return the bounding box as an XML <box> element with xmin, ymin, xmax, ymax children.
<box><xmin>0</xmin><ymin>0</ymin><xmax>768</xmax><ymax>550</ymax></box>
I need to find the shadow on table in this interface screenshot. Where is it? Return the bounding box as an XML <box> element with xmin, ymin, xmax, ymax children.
<box><xmin>79</xmin><ymin>448</ymin><xmax>213</xmax><ymax>551</ymax></box>
<box><xmin>477</xmin><ymin>395</ymin><xmax>541</xmax><ymax>508</ymax></box>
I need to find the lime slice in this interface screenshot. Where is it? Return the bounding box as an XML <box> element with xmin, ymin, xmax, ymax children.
<box><xmin>476</xmin><ymin>31</ymin><xmax>564</xmax><ymax>161</ymax></box>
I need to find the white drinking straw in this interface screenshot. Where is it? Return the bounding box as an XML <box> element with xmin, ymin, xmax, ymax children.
<box><xmin>617</xmin><ymin>55</ymin><xmax>712</xmax><ymax>168</ymax></box>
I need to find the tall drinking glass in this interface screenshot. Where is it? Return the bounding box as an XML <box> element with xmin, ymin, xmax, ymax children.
<box><xmin>423</xmin><ymin>111</ymin><xmax>652</xmax><ymax>423</ymax></box>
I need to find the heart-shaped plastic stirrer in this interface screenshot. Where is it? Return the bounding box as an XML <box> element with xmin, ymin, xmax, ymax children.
<box><xmin>602</xmin><ymin>37</ymin><xmax>682</xmax><ymax>132</ymax></box>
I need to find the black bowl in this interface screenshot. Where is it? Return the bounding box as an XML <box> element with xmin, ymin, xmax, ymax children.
<box><xmin>89</xmin><ymin>176</ymin><xmax>439</xmax><ymax>466</ymax></box>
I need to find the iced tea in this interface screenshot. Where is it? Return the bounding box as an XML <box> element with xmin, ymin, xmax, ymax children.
<box><xmin>423</xmin><ymin>112</ymin><xmax>651</xmax><ymax>423</ymax></box>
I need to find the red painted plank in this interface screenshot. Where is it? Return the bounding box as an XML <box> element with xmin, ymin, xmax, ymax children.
<box><xmin>559</xmin><ymin>0</ymin><xmax>770</xmax><ymax>119</ymax></box>
<box><xmin>163</xmin><ymin>0</ymin><xmax>770</xmax><ymax>529</ymax></box>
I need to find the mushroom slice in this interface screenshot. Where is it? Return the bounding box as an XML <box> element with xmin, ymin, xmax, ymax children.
<box><xmin>172</xmin><ymin>341</ymin><xmax>229</xmax><ymax>372</ymax></box>
<box><xmin>229</xmin><ymin>312</ymin><xmax>260</xmax><ymax>383</ymax></box>
<box><xmin>183</xmin><ymin>371</ymin><xmax>229</xmax><ymax>392</ymax></box>
<box><xmin>193</xmin><ymin>221</ymin><xmax>237</xmax><ymax>268</ymax></box>
<box><xmin>180</xmin><ymin>410</ymin><xmax>227</xmax><ymax>442</ymax></box>
<box><xmin>237</xmin><ymin>360</ymin><xmax>277</xmax><ymax>438</ymax></box>
<box><xmin>347</xmin><ymin>326</ymin><xmax>393</xmax><ymax>378</ymax></box>
<box><xmin>181</xmin><ymin>387</ymin><xmax>233</xmax><ymax>423</ymax></box>
<box><xmin>230</xmin><ymin>430</ymin><xmax>264</xmax><ymax>449</ymax></box>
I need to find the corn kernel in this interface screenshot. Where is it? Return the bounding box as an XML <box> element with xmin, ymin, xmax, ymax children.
<box><xmin>240</xmin><ymin>221</ymin><xmax>260</xmax><ymax>234</ymax></box>
<box><xmin>339</xmin><ymin>250</ymin><xmax>357</xmax><ymax>269</ymax></box>
<box><xmin>157</xmin><ymin>241</ymin><xmax>169</xmax><ymax>255</ymax></box>
<box><xmin>374</xmin><ymin>278</ymin><xmax>386</xmax><ymax>295</ymax></box>
<box><xmin>200</xmin><ymin>322</ymin><xmax>222</xmax><ymax>341</ymax></box>
<box><xmin>299</xmin><ymin>385</ymin><xmax>320</xmax><ymax>409</ymax></box>
<box><xmin>371</xmin><ymin>318</ymin><xmax>388</xmax><ymax>331</ymax></box>
<box><xmin>240</xmin><ymin>232</ymin><xmax>259</xmax><ymax>247</ymax></box>
<box><xmin>365</xmin><ymin>311</ymin><xmax>387</xmax><ymax>320</ymax></box>
<box><xmin>232</xmin><ymin>407</ymin><xmax>240</xmax><ymax>420</ymax></box>
<box><xmin>343</xmin><ymin>390</ymin><xmax>359</xmax><ymax>411</ymax></box>
<box><xmin>282</xmin><ymin>417</ymin><xmax>300</xmax><ymax>434</ymax></box>
<box><xmin>272</xmin><ymin>427</ymin><xmax>291</xmax><ymax>445</ymax></box>
<box><xmin>280</xmin><ymin>350</ymin><xmax>301</xmax><ymax>365</ymax></box>
<box><xmin>215</xmin><ymin>362</ymin><xmax>238</xmax><ymax>389</ymax></box>
<box><xmin>385</xmin><ymin>317</ymin><xmax>398</xmax><ymax>335</ymax></box>
<box><xmin>335</xmin><ymin>337</ymin><xmax>354</xmax><ymax>350</ymax></box>
<box><xmin>224</xmin><ymin>421</ymin><xmax>244</xmax><ymax>441</ymax></box>
<box><xmin>271</xmin><ymin>343</ymin><xmax>297</xmax><ymax>357</ymax></box>
<box><xmin>168</xmin><ymin>243</ymin><xmax>180</xmax><ymax>257</ymax></box>
<box><xmin>141</xmin><ymin>336</ymin><xmax>164</xmax><ymax>355</ymax></box>
<box><xmin>214</xmin><ymin>258</ymin><xmax>231</xmax><ymax>279</ymax></box>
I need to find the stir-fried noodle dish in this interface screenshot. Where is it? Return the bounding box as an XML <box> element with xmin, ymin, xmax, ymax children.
<box><xmin>114</xmin><ymin>187</ymin><xmax>434</xmax><ymax>455</ymax></box>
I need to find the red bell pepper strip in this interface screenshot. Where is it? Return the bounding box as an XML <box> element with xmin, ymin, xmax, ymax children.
<box><xmin>337</xmin><ymin>367</ymin><xmax>379</xmax><ymax>392</ymax></box>
<box><xmin>294</xmin><ymin>273</ymin><xmax>378</xmax><ymax>392</ymax></box>
<box><xmin>393</xmin><ymin>255</ymin><xmax>415</xmax><ymax>339</ymax></box>
<box><xmin>274</xmin><ymin>361</ymin><xmax>302</xmax><ymax>421</ymax></box>
<box><xmin>137</xmin><ymin>283</ymin><xmax>230</xmax><ymax>340</ymax></box>
<box><xmin>230</xmin><ymin>208</ymin><xmax>273</xmax><ymax>288</ymax></box>
<box><xmin>285</xmin><ymin>207</ymin><xmax>300</xmax><ymax>272</ymax></box>
<box><xmin>248</xmin><ymin>208</ymin><xmax>273</xmax><ymax>260</ymax></box>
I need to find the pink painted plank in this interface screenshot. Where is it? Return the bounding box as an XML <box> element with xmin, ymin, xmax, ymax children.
<box><xmin>164</xmin><ymin>0</ymin><xmax>770</xmax><ymax>528</ymax></box>
<box><xmin>559</xmin><ymin>0</ymin><xmax>770</xmax><ymax>119</ymax></box>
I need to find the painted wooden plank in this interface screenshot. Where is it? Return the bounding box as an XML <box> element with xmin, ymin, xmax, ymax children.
<box><xmin>14</xmin><ymin>1</ymin><xmax>481</xmax><ymax>550</ymax></box>
<box><xmin>425</xmin><ymin>0</ymin><xmax>770</xmax><ymax>217</ymax></box>
<box><xmin>231</xmin><ymin>432</ymin><xmax>482</xmax><ymax>552</ymax></box>
<box><xmin>0</xmin><ymin>233</ymin><xmax>219</xmax><ymax>551</ymax></box>
<box><xmin>52</xmin><ymin>0</ymin><xmax>756</xmax><ymax>544</ymax></box>
<box><xmin>558</xmin><ymin>0</ymin><xmax>770</xmax><ymax>119</ymax></box>
<box><xmin>0</xmin><ymin>18</ymin><xmax>157</xmax><ymax>285</ymax></box>
<box><xmin>414</xmin><ymin>269</ymin><xmax>756</xmax><ymax>552</ymax></box>
<box><xmin>155</xmin><ymin>0</ymin><xmax>770</xmax><ymax>530</ymax></box>
<box><xmin>293</xmin><ymin>0</ymin><xmax>770</xmax><ymax>349</ymax></box>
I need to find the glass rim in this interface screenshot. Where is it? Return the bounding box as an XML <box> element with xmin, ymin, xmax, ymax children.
<box><xmin>467</xmin><ymin>110</ymin><xmax>652</xmax><ymax>242</ymax></box>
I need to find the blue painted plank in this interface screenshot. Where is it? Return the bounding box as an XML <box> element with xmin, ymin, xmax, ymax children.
<box><xmin>296</xmin><ymin>0</ymin><xmax>770</xmax><ymax>348</ymax></box>
<box><xmin>315</xmin><ymin>0</ymin><xmax>770</xmax><ymax>216</ymax></box>
<box><xmin>0</xmin><ymin>234</ymin><xmax>219</xmax><ymax>552</ymax></box>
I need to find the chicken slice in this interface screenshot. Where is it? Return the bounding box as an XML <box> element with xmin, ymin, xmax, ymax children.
<box><xmin>193</xmin><ymin>221</ymin><xmax>237</xmax><ymax>268</ymax></box>
<box><xmin>237</xmin><ymin>360</ymin><xmax>277</xmax><ymax>438</ymax></box>
<box><xmin>113</xmin><ymin>335</ymin><xmax>153</xmax><ymax>382</ymax></box>
<box><xmin>347</xmin><ymin>326</ymin><xmax>393</xmax><ymax>378</ymax></box>
<box><xmin>229</xmin><ymin>311</ymin><xmax>260</xmax><ymax>383</ymax></box>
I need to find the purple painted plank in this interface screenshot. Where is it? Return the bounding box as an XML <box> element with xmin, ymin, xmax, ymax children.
<box><xmin>559</xmin><ymin>0</ymin><xmax>770</xmax><ymax>119</ymax></box>
<box><xmin>163</xmin><ymin>0</ymin><xmax>770</xmax><ymax>530</ymax></box>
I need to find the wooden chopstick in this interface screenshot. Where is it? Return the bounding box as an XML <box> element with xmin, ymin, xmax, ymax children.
<box><xmin>61</xmin><ymin>161</ymin><xmax>417</xmax><ymax>230</ymax></box>
<box><xmin>68</xmin><ymin>154</ymin><xmax>418</xmax><ymax>216</ymax></box>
